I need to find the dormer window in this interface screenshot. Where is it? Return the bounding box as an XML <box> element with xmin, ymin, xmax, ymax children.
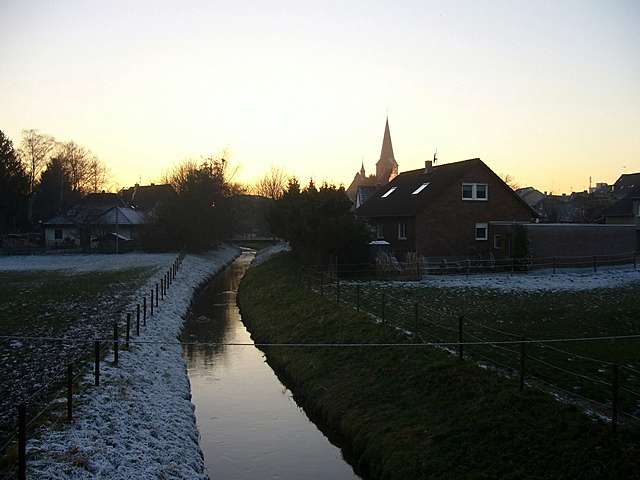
<box><xmin>462</xmin><ymin>183</ymin><xmax>488</xmax><ymax>201</ymax></box>
<box><xmin>381</xmin><ymin>187</ymin><xmax>397</xmax><ymax>198</ymax></box>
<box><xmin>412</xmin><ymin>183</ymin><xmax>430</xmax><ymax>195</ymax></box>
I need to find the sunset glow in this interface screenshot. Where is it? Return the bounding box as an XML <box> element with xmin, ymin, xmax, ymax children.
<box><xmin>1</xmin><ymin>0</ymin><xmax>638</xmax><ymax>193</ymax></box>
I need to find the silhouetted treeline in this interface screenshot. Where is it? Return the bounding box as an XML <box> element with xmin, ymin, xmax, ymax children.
<box><xmin>141</xmin><ymin>156</ymin><xmax>241</xmax><ymax>251</ymax></box>
<box><xmin>0</xmin><ymin>129</ymin><xmax>108</xmax><ymax>234</ymax></box>
<box><xmin>268</xmin><ymin>179</ymin><xmax>371</xmax><ymax>268</ymax></box>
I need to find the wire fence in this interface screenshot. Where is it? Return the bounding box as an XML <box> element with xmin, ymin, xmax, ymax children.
<box><xmin>309</xmin><ymin>251</ymin><xmax>640</xmax><ymax>280</ymax></box>
<box><xmin>302</xmin><ymin>265</ymin><xmax>640</xmax><ymax>431</ymax></box>
<box><xmin>0</xmin><ymin>254</ymin><xmax>185</xmax><ymax>480</ymax></box>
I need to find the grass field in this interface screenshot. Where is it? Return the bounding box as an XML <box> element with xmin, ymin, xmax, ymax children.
<box><xmin>239</xmin><ymin>253</ymin><xmax>640</xmax><ymax>480</ymax></box>
<box><xmin>0</xmin><ymin>267</ymin><xmax>155</xmax><ymax>448</ymax></box>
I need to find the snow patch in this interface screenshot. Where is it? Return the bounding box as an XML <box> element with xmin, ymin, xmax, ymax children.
<box><xmin>251</xmin><ymin>242</ymin><xmax>290</xmax><ymax>267</ymax></box>
<box><xmin>0</xmin><ymin>252</ymin><xmax>178</xmax><ymax>273</ymax></box>
<box><xmin>27</xmin><ymin>245</ymin><xmax>241</xmax><ymax>479</ymax></box>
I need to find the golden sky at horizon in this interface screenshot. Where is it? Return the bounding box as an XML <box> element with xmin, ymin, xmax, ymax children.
<box><xmin>1</xmin><ymin>0</ymin><xmax>639</xmax><ymax>194</ymax></box>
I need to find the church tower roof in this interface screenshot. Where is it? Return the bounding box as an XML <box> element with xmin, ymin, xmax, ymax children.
<box><xmin>379</xmin><ymin>117</ymin><xmax>395</xmax><ymax>163</ymax></box>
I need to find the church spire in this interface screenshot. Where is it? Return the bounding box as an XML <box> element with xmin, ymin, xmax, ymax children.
<box><xmin>360</xmin><ymin>160</ymin><xmax>365</xmax><ymax>177</ymax></box>
<box><xmin>376</xmin><ymin>117</ymin><xmax>398</xmax><ymax>183</ymax></box>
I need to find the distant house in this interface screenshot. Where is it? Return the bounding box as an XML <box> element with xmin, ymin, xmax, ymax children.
<box><xmin>516</xmin><ymin>187</ymin><xmax>545</xmax><ymax>213</ymax></box>
<box><xmin>356</xmin><ymin>158</ymin><xmax>536</xmax><ymax>259</ymax></box>
<box><xmin>119</xmin><ymin>183</ymin><xmax>176</xmax><ymax>215</ymax></box>
<box><xmin>613</xmin><ymin>172</ymin><xmax>640</xmax><ymax>196</ymax></box>
<box><xmin>604</xmin><ymin>185</ymin><xmax>640</xmax><ymax>225</ymax></box>
<box><xmin>43</xmin><ymin>192</ymin><xmax>148</xmax><ymax>250</ymax></box>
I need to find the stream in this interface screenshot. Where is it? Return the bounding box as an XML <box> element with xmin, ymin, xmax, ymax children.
<box><xmin>181</xmin><ymin>251</ymin><xmax>361</xmax><ymax>479</ymax></box>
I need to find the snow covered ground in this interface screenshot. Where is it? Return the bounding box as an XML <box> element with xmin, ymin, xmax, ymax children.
<box><xmin>374</xmin><ymin>266</ymin><xmax>640</xmax><ymax>292</ymax></box>
<box><xmin>250</xmin><ymin>242</ymin><xmax>290</xmax><ymax>267</ymax></box>
<box><xmin>26</xmin><ymin>245</ymin><xmax>241</xmax><ymax>479</ymax></box>
<box><xmin>0</xmin><ymin>252</ymin><xmax>176</xmax><ymax>273</ymax></box>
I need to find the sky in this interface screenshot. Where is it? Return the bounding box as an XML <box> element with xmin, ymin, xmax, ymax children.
<box><xmin>1</xmin><ymin>0</ymin><xmax>639</xmax><ymax>193</ymax></box>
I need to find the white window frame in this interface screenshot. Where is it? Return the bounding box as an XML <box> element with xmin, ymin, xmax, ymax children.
<box><xmin>398</xmin><ymin>222</ymin><xmax>407</xmax><ymax>240</ymax></box>
<box><xmin>462</xmin><ymin>183</ymin><xmax>489</xmax><ymax>201</ymax></box>
<box><xmin>381</xmin><ymin>186</ymin><xmax>397</xmax><ymax>198</ymax></box>
<box><xmin>376</xmin><ymin>223</ymin><xmax>384</xmax><ymax>239</ymax></box>
<box><xmin>412</xmin><ymin>183</ymin><xmax>430</xmax><ymax>195</ymax></box>
<box><xmin>475</xmin><ymin>223</ymin><xmax>488</xmax><ymax>241</ymax></box>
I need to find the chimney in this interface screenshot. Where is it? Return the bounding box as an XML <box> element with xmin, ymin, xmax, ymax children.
<box><xmin>424</xmin><ymin>160</ymin><xmax>433</xmax><ymax>174</ymax></box>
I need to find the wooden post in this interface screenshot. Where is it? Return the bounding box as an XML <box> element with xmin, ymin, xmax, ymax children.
<box><xmin>155</xmin><ymin>283</ymin><xmax>159</xmax><ymax>307</ymax></box>
<box><xmin>94</xmin><ymin>340</ymin><xmax>100</xmax><ymax>386</ymax></box>
<box><xmin>67</xmin><ymin>363</ymin><xmax>73</xmax><ymax>422</ymax></box>
<box><xmin>18</xmin><ymin>404</ymin><xmax>26</xmax><ymax>480</ymax></box>
<box><xmin>612</xmin><ymin>364</ymin><xmax>619</xmax><ymax>433</ymax></box>
<box><xmin>151</xmin><ymin>290</ymin><xmax>154</xmax><ymax>316</ymax></box>
<box><xmin>519</xmin><ymin>339</ymin><xmax>526</xmax><ymax>391</ymax></box>
<box><xmin>143</xmin><ymin>296</ymin><xmax>147</xmax><ymax>325</ymax></box>
<box><xmin>161</xmin><ymin>278</ymin><xmax>164</xmax><ymax>300</ymax></box>
<box><xmin>126</xmin><ymin>313</ymin><xmax>131</xmax><ymax>348</ymax></box>
<box><xmin>458</xmin><ymin>316</ymin><xmax>464</xmax><ymax>360</ymax></box>
<box><xmin>136</xmin><ymin>304</ymin><xmax>140</xmax><ymax>336</ymax></box>
<box><xmin>414</xmin><ymin>303</ymin><xmax>419</xmax><ymax>337</ymax></box>
<box><xmin>113</xmin><ymin>322</ymin><xmax>119</xmax><ymax>366</ymax></box>
<box><xmin>356</xmin><ymin>285</ymin><xmax>360</xmax><ymax>312</ymax></box>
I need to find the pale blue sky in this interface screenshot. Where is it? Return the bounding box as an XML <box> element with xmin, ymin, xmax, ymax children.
<box><xmin>1</xmin><ymin>0</ymin><xmax>638</xmax><ymax>192</ymax></box>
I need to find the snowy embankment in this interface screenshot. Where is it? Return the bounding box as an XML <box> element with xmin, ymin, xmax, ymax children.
<box><xmin>0</xmin><ymin>252</ymin><xmax>176</xmax><ymax>272</ymax></box>
<box><xmin>385</xmin><ymin>266</ymin><xmax>640</xmax><ymax>292</ymax></box>
<box><xmin>27</xmin><ymin>245</ymin><xmax>241</xmax><ymax>479</ymax></box>
<box><xmin>250</xmin><ymin>242</ymin><xmax>290</xmax><ymax>267</ymax></box>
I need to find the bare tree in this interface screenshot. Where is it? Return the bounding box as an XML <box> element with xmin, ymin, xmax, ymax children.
<box><xmin>87</xmin><ymin>156</ymin><xmax>108</xmax><ymax>192</ymax></box>
<box><xmin>502</xmin><ymin>174</ymin><xmax>520</xmax><ymax>191</ymax></box>
<box><xmin>254</xmin><ymin>166</ymin><xmax>288</xmax><ymax>200</ymax></box>
<box><xmin>19</xmin><ymin>129</ymin><xmax>56</xmax><ymax>195</ymax></box>
<box><xmin>57</xmin><ymin>141</ymin><xmax>94</xmax><ymax>192</ymax></box>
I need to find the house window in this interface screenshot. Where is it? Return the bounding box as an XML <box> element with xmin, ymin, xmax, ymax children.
<box><xmin>398</xmin><ymin>222</ymin><xmax>407</xmax><ymax>240</ymax></box>
<box><xmin>494</xmin><ymin>234</ymin><xmax>503</xmax><ymax>249</ymax></box>
<box><xmin>376</xmin><ymin>224</ymin><xmax>384</xmax><ymax>239</ymax></box>
<box><xmin>381</xmin><ymin>187</ymin><xmax>397</xmax><ymax>198</ymax></box>
<box><xmin>412</xmin><ymin>183</ymin><xmax>430</xmax><ymax>195</ymax></box>
<box><xmin>54</xmin><ymin>229</ymin><xmax>63</xmax><ymax>240</ymax></box>
<box><xmin>475</xmin><ymin>223</ymin><xmax>488</xmax><ymax>241</ymax></box>
<box><xmin>462</xmin><ymin>183</ymin><xmax>489</xmax><ymax>201</ymax></box>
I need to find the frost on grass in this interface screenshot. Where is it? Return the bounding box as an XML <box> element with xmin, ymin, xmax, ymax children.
<box><xmin>379</xmin><ymin>265</ymin><xmax>640</xmax><ymax>292</ymax></box>
<box><xmin>0</xmin><ymin>253</ymin><xmax>176</xmax><ymax>273</ymax></box>
<box><xmin>251</xmin><ymin>242</ymin><xmax>289</xmax><ymax>267</ymax></box>
<box><xmin>26</xmin><ymin>245</ymin><xmax>241</xmax><ymax>480</ymax></box>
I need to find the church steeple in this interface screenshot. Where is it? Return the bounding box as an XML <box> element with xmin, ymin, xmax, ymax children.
<box><xmin>360</xmin><ymin>160</ymin><xmax>365</xmax><ymax>177</ymax></box>
<box><xmin>376</xmin><ymin>117</ymin><xmax>398</xmax><ymax>183</ymax></box>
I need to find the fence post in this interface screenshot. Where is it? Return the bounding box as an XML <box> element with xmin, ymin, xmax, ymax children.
<box><xmin>458</xmin><ymin>316</ymin><xmax>464</xmax><ymax>360</ymax></box>
<box><xmin>155</xmin><ymin>283</ymin><xmax>159</xmax><ymax>307</ymax></box>
<box><xmin>67</xmin><ymin>363</ymin><xmax>73</xmax><ymax>422</ymax></box>
<box><xmin>414</xmin><ymin>303</ymin><xmax>419</xmax><ymax>337</ymax></box>
<box><xmin>94</xmin><ymin>340</ymin><xmax>100</xmax><ymax>387</ymax></box>
<box><xmin>356</xmin><ymin>285</ymin><xmax>360</xmax><ymax>312</ymax></box>
<box><xmin>143</xmin><ymin>296</ymin><xmax>147</xmax><ymax>326</ymax></box>
<box><xmin>519</xmin><ymin>339</ymin><xmax>526</xmax><ymax>391</ymax></box>
<box><xmin>612</xmin><ymin>364</ymin><xmax>619</xmax><ymax>433</ymax></box>
<box><xmin>18</xmin><ymin>404</ymin><xmax>26</xmax><ymax>480</ymax></box>
<box><xmin>381</xmin><ymin>293</ymin><xmax>386</xmax><ymax>323</ymax></box>
<box><xmin>126</xmin><ymin>313</ymin><xmax>131</xmax><ymax>348</ymax></box>
<box><xmin>113</xmin><ymin>322</ymin><xmax>119</xmax><ymax>366</ymax></box>
<box><xmin>161</xmin><ymin>278</ymin><xmax>164</xmax><ymax>300</ymax></box>
<box><xmin>136</xmin><ymin>305</ymin><xmax>140</xmax><ymax>336</ymax></box>
<box><xmin>593</xmin><ymin>256</ymin><xmax>597</xmax><ymax>273</ymax></box>
<box><xmin>151</xmin><ymin>290</ymin><xmax>154</xmax><ymax>316</ymax></box>
<box><xmin>553</xmin><ymin>257</ymin><xmax>557</xmax><ymax>275</ymax></box>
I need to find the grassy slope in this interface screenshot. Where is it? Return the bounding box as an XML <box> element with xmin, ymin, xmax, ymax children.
<box><xmin>239</xmin><ymin>254</ymin><xmax>640</xmax><ymax>480</ymax></box>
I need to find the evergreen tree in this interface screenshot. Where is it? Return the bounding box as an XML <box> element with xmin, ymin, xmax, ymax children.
<box><xmin>0</xmin><ymin>130</ymin><xmax>28</xmax><ymax>233</ymax></box>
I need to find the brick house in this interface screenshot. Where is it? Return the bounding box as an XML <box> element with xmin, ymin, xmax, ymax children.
<box><xmin>355</xmin><ymin>158</ymin><xmax>536</xmax><ymax>259</ymax></box>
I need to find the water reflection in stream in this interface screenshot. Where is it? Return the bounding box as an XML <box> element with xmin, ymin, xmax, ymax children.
<box><xmin>181</xmin><ymin>251</ymin><xmax>360</xmax><ymax>479</ymax></box>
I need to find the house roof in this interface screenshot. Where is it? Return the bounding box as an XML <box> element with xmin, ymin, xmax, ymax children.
<box><xmin>43</xmin><ymin>215</ymin><xmax>76</xmax><ymax>226</ymax></box>
<box><xmin>603</xmin><ymin>185</ymin><xmax>640</xmax><ymax>217</ymax></box>
<box><xmin>95</xmin><ymin>207</ymin><xmax>147</xmax><ymax>225</ymax></box>
<box><xmin>120</xmin><ymin>184</ymin><xmax>176</xmax><ymax>212</ymax></box>
<box><xmin>355</xmin><ymin>185</ymin><xmax>378</xmax><ymax>208</ymax></box>
<box><xmin>356</xmin><ymin>158</ymin><xmax>537</xmax><ymax>218</ymax></box>
<box><xmin>377</xmin><ymin>117</ymin><xmax>396</xmax><ymax>165</ymax></box>
<box><xmin>614</xmin><ymin>172</ymin><xmax>640</xmax><ymax>191</ymax></box>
